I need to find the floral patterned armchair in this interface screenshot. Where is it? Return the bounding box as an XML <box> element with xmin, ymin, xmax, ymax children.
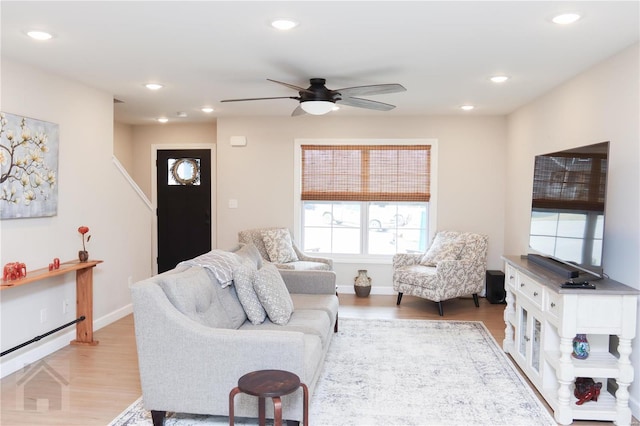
<box><xmin>393</xmin><ymin>231</ymin><xmax>488</xmax><ymax>316</ymax></box>
<box><xmin>238</xmin><ymin>227</ymin><xmax>332</xmax><ymax>271</ymax></box>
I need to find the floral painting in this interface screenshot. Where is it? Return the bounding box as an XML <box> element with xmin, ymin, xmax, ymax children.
<box><xmin>0</xmin><ymin>112</ymin><xmax>59</xmax><ymax>219</ymax></box>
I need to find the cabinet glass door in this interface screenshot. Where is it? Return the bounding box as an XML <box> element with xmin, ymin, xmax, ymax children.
<box><xmin>532</xmin><ymin>318</ymin><xmax>541</xmax><ymax>373</ymax></box>
<box><xmin>519</xmin><ymin>308</ymin><xmax>528</xmax><ymax>357</ymax></box>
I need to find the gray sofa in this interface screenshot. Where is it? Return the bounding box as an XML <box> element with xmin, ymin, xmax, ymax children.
<box><xmin>130</xmin><ymin>246</ymin><xmax>338</xmax><ymax>425</ymax></box>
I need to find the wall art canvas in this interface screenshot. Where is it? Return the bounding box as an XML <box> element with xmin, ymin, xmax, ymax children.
<box><xmin>0</xmin><ymin>112</ymin><xmax>59</xmax><ymax>219</ymax></box>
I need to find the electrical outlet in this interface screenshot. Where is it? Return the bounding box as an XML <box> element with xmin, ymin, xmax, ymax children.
<box><xmin>62</xmin><ymin>299</ymin><xmax>69</xmax><ymax>314</ymax></box>
<box><xmin>40</xmin><ymin>308</ymin><xmax>47</xmax><ymax>323</ymax></box>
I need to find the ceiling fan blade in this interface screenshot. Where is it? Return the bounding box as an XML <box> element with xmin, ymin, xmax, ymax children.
<box><xmin>220</xmin><ymin>96</ymin><xmax>299</xmax><ymax>103</ymax></box>
<box><xmin>336</xmin><ymin>83</ymin><xmax>406</xmax><ymax>97</ymax></box>
<box><xmin>291</xmin><ymin>105</ymin><xmax>306</xmax><ymax>117</ymax></box>
<box><xmin>337</xmin><ymin>96</ymin><xmax>396</xmax><ymax>111</ymax></box>
<box><xmin>267</xmin><ymin>79</ymin><xmax>314</xmax><ymax>95</ymax></box>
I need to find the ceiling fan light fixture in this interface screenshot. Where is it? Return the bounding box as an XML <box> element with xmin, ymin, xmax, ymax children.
<box><xmin>271</xmin><ymin>19</ymin><xmax>298</xmax><ymax>31</ymax></box>
<box><xmin>301</xmin><ymin>101</ymin><xmax>335</xmax><ymax>115</ymax></box>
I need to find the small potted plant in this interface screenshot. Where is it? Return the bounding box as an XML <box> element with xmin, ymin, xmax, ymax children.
<box><xmin>78</xmin><ymin>226</ymin><xmax>91</xmax><ymax>262</ymax></box>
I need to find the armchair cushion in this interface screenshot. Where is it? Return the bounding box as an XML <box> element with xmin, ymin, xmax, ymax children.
<box><xmin>261</xmin><ymin>228</ymin><xmax>299</xmax><ymax>263</ymax></box>
<box><xmin>233</xmin><ymin>262</ymin><xmax>267</xmax><ymax>325</ymax></box>
<box><xmin>420</xmin><ymin>230</ymin><xmax>466</xmax><ymax>266</ymax></box>
<box><xmin>254</xmin><ymin>263</ymin><xmax>294</xmax><ymax>325</ymax></box>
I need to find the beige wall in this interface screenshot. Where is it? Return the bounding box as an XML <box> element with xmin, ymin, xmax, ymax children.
<box><xmin>506</xmin><ymin>43</ymin><xmax>640</xmax><ymax>414</ymax></box>
<box><xmin>0</xmin><ymin>60</ymin><xmax>153</xmax><ymax>377</ymax></box>
<box><xmin>113</xmin><ymin>121</ymin><xmax>134</xmax><ymax>174</ymax></box>
<box><xmin>131</xmin><ymin>123</ymin><xmax>217</xmax><ymax>199</ymax></box>
<box><xmin>216</xmin><ymin>115</ymin><xmax>508</xmax><ymax>288</ymax></box>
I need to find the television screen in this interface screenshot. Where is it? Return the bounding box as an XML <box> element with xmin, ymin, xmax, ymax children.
<box><xmin>528</xmin><ymin>141</ymin><xmax>609</xmax><ymax>278</ymax></box>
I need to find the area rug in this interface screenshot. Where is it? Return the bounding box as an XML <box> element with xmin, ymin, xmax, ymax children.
<box><xmin>110</xmin><ymin>318</ymin><xmax>556</xmax><ymax>426</ymax></box>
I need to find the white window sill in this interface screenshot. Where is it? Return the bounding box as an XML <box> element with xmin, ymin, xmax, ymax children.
<box><xmin>304</xmin><ymin>253</ymin><xmax>393</xmax><ymax>265</ymax></box>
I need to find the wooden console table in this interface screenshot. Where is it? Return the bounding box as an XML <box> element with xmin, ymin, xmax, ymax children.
<box><xmin>1</xmin><ymin>260</ymin><xmax>103</xmax><ymax>345</ymax></box>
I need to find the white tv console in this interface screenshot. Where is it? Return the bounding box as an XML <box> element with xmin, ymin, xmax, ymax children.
<box><xmin>502</xmin><ymin>255</ymin><xmax>638</xmax><ymax>425</ymax></box>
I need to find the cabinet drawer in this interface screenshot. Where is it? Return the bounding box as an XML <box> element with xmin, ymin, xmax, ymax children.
<box><xmin>545</xmin><ymin>290</ymin><xmax>562</xmax><ymax>321</ymax></box>
<box><xmin>517</xmin><ymin>273</ymin><xmax>543</xmax><ymax>309</ymax></box>
<box><xmin>505</xmin><ymin>263</ymin><xmax>517</xmax><ymax>289</ymax></box>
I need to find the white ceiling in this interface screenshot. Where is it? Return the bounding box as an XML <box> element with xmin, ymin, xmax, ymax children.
<box><xmin>1</xmin><ymin>1</ymin><xmax>638</xmax><ymax>124</ymax></box>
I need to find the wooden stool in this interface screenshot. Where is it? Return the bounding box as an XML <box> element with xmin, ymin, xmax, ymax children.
<box><xmin>229</xmin><ymin>369</ymin><xmax>308</xmax><ymax>426</ymax></box>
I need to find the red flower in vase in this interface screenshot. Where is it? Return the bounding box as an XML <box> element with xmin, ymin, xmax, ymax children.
<box><xmin>78</xmin><ymin>226</ymin><xmax>91</xmax><ymax>251</ymax></box>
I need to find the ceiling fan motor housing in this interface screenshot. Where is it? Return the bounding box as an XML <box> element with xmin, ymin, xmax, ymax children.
<box><xmin>300</xmin><ymin>78</ymin><xmax>339</xmax><ymax>103</ymax></box>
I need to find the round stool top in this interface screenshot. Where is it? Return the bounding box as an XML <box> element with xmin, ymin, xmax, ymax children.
<box><xmin>238</xmin><ymin>369</ymin><xmax>301</xmax><ymax>398</ymax></box>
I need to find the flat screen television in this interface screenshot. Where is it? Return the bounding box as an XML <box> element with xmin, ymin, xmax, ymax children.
<box><xmin>528</xmin><ymin>141</ymin><xmax>609</xmax><ymax>279</ymax></box>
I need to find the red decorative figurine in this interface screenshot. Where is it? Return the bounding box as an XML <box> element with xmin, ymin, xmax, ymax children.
<box><xmin>3</xmin><ymin>262</ymin><xmax>27</xmax><ymax>281</ymax></box>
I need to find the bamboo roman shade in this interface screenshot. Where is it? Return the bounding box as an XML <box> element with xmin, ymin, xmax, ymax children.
<box><xmin>532</xmin><ymin>152</ymin><xmax>606</xmax><ymax>212</ymax></box>
<box><xmin>301</xmin><ymin>145</ymin><xmax>431</xmax><ymax>202</ymax></box>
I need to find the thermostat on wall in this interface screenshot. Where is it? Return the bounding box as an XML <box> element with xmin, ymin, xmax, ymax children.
<box><xmin>230</xmin><ymin>136</ymin><xmax>247</xmax><ymax>147</ymax></box>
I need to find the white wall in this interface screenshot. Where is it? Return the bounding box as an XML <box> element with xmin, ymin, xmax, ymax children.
<box><xmin>506</xmin><ymin>43</ymin><xmax>640</xmax><ymax>416</ymax></box>
<box><xmin>0</xmin><ymin>60</ymin><xmax>153</xmax><ymax>377</ymax></box>
<box><xmin>216</xmin><ymin>115</ymin><xmax>507</xmax><ymax>290</ymax></box>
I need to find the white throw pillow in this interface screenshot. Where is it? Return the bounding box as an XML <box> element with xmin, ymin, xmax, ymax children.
<box><xmin>420</xmin><ymin>231</ymin><xmax>466</xmax><ymax>266</ymax></box>
<box><xmin>261</xmin><ymin>228</ymin><xmax>299</xmax><ymax>263</ymax></box>
<box><xmin>253</xmin><ymin>263</ymin><xmax>294</xmax><ymax>325</ymax></box>
<box><xmin>233</xmin><ymin>262</ymin><xmax>266</xmax><ymax>324</ymax></box>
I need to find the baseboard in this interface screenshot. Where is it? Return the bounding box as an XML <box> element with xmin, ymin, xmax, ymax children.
<box><xmin>337</xmin><ymin>285</ymin><xmax>396</xmax><ymax>295</ymax></box>
<box><xmin>0</xmin><ymin>304</ymin><xmax>133</xmax><ymax>379</ymax></box>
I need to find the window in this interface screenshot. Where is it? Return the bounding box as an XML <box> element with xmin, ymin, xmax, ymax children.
<box><xmin>298</xmin><ymin>143</ymin><xmax>432</xmax><ymax>256</ymax></box>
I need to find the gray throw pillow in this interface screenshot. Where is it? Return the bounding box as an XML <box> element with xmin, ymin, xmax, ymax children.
<box><xmin>253</xmin><ymin>263</ymin><xmax>294</xmax><ymax>325</ymax></box>
<box><xmin>234</xmin><ymin>243</ymin><xmax>263</xmax><ymax>269</ymax></box>
<box><xmin>233</xmin><ymin>262</ymin><xmax>266</xmax><ymax>324</ymax></box>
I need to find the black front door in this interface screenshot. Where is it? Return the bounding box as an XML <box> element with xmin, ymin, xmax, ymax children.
<box><xmin>157</xmin><ymin>149</ymin><xmax>212</xmax><ymax>273</ymax></box>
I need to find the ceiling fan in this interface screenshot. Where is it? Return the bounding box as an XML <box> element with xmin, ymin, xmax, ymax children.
<box><xmin>221</xmin><ymin>78</ymin><xmax>406</xmax><ymax>116</ymax></box>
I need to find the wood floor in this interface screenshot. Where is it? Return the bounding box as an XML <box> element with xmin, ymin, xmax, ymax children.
<box><xmin>0</xmin><ymin>294</ymin><xmax>634</xmax><ymax>425</ymax></box>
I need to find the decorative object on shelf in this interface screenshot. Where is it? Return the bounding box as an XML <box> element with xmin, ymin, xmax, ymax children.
<box><xmin>574</xmin><ymin>377</ymin><xmax>602</xmax><ymax>405</ymax></box>
<box><xmin>3</xmin><ymin>262</ymin><xmax>26</xmax><ymax>281</ymax></box>
<box><xmin>354</xmin><ymin>269</ymin><xmax>372</xmax><ymax>297</ymax></box>
<box><xmin>0</xmin><ymin>112</ymin><xmax>59</xmax><ymax>219</ymax></box>
<box><xmin>53</xmin><ymin>257</ymin><xmax>60</xmax><ymax>269</ymax></box>
<box><xmin>572</xmin><ymin>334</ymin><xmax>590</xmax><ymax>359</ymax></box>
<box><xmin>78</xmin><ymin>225</ymin><xmax>91</xmax><ymax>262</ymax></box>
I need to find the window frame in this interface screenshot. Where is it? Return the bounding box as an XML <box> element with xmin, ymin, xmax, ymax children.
<box><xmin>294</xmin><ymin>138</ymin><xmax>438</xmax><ymax>263</ymax></box>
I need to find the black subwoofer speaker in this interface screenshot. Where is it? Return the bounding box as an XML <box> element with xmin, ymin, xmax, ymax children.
<box><xmin>486</xmin><ymin>270</ymin><xmax>506</xmax><ymax>304</ymax></box>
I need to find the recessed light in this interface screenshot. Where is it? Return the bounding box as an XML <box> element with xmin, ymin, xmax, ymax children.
<box><xmin>145</xmin><ymin>83</ymin><xmax>163</xmax><ymax>90</ymax></box>
<box><xmin>201</xmin><ymin>107</ymin><xmax>214</xmax><ymax>113</ymax></box>
<box><xmin>157</xmin><ymin>118</ymin><xmax>169</xmax><ymax>123</ymax></box>
<box><xmin>271</xmin><ymin>19</ymin><xmax>298</xmax><ymax>31</ymax></box>
<box><xmin>552</xmin><ymin>13</ymin><xmax>581</xmax><ymax>25</ymax></box>
<box><xmin>27</xmin><ymin>30</ymin><xmax>53</xmax><ymax>40</ymax></box>
<box><xmin>461</xmin><ymin>105</ymin><xmax>475</xmax><ymax>111</ymax></box>
<box><xmin>490</xmin><ymin>75</ymin><xmax>509</xmax><ymax>83</ymax></box>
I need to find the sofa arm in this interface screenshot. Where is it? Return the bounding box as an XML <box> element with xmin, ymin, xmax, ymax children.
<box><xmin>131</xmin><ymin>282</ymin><xmax>308</xmax><ymax>414</ymax></box>
<box><xmin>279</xmin><ymin>270</ymin><xmax>336</xmax><ymax>294</ymax></box>
<box><xmin>393</xmin><ymin>253</ymin><xmax>423</xmax><ymax>269</ymax></box>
